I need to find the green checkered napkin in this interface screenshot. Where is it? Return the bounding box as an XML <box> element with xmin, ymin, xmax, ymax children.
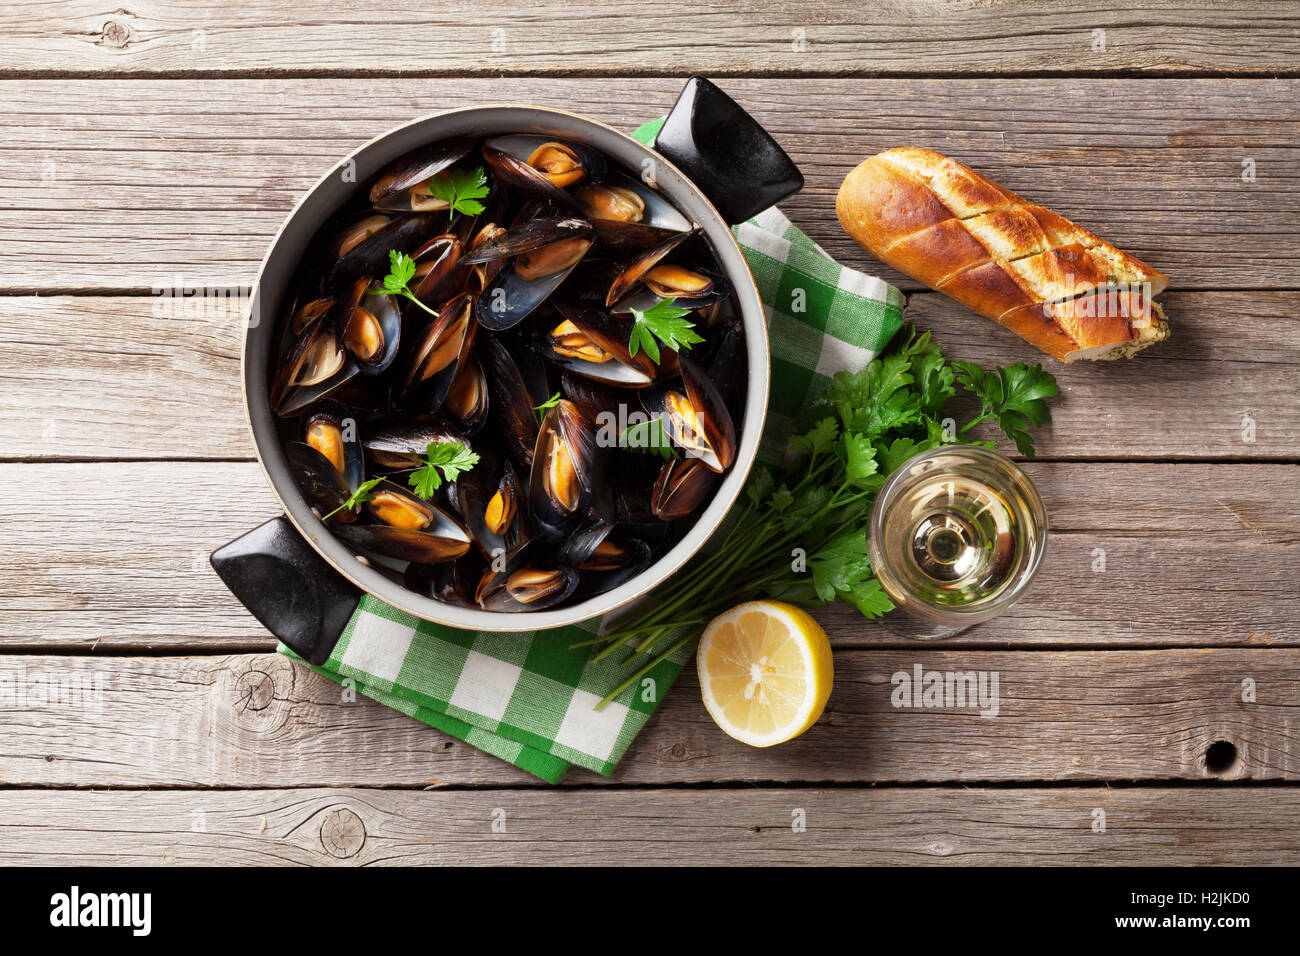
<box><xmin>279</xmin><ymin>120</ymin><xmax>905</xmax><ymax>783</ymax></box>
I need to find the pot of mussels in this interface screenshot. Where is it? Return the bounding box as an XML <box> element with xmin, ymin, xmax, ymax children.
<box><xmin>211</xmin><ymin>77</ymin><xmax>803</xmax><ymax>662</ymax></box>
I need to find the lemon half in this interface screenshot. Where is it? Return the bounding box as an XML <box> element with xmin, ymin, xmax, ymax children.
<box><xmin>696</xmin><ymin>601</ymin><xmax>833</xmax><ymax>747</ymax></box>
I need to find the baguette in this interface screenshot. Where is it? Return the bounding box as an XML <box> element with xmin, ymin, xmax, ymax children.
<box><xmin>835</xmin><ymin>147</ymin><xmax>1170</xmax><ymax>362</ymax></box>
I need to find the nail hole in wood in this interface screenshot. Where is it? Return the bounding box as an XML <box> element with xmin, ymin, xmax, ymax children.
<box><xmin>1205</xmin><ymin>739</ymin><xmax>1238</xmax><ymax>775</ymax></box>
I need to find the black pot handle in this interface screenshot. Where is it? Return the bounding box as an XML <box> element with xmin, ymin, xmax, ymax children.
<box><xmin>210</xmin><ymin>517</ymin><xmax>360</xmax><ymax>665</ymax></box>
<box><xmin>653</xmin><ymin>76</ymin><xmax>804</xmax><ymax>225</ymax></box>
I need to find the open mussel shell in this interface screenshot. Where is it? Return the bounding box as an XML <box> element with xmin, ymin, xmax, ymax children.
<box><xmin>580</xmin><ymin>173</ymin><xmax>691</xmax><ymax>230</ymax></box>
<box><xmin>452</xmin><ymin>458</ymin><xmax>530</xmax><ymax>561</ymax></box>
<box><xmin>399</xmin><ymin>292</ymin><xmax>477</xmax><ymax>412</ymax></box>
<box><xmin>362</xmin><ymin>421</ymin><xmax>469</xmax><ymax>471</ymax></box>
<box><xmin>368</xmin><ymin>137</ymin><xmax>475</xmax><ymax>212</ymax></box>
<box><xmin>651</xmin><ymin>455</ymin><xmax>721</xmax><ymax>519</ymax></box>
<box><xmin>328</xmin><ymin>213</ymin><xmax>446</xmax><ymax>288</ymax></box>
<box><xmin>481</xmin><ymin>136</ymin><xmax>605</xmax><ymax>204</ymax></box>
<box><xmin>405</xmin><ymin>234</ymin><xmax>466</xmax><ymax>318</ymax></box>
<box><xmin>642</xmin><ymin>355</ymin><xmax>737</xmax><ymax>473</ymax></box>
<box><xmin>272</xmin><ymin>315</ymin><xmax>360</xmax><ymax>416</ymax></box>
<box><xmin>571</xmin><ymin>536</ymin><xmax>652</xmax><ymax>599</ymax></box>
<box><xmin>466</xmin><ymin>218</ymin><xmax>596</xmax><ymax>331</ymax></box>
<box><xmin>287</xmin><ymin>441</ymin><xmax>357</xmax><ymax>523</ymax></box>
<box><xmin>336</xmin><ymin>280</ymin><xmax>402</xmax><ymax>375</ymax></box>
<box><xmin>603</xmin><ymin>228</ymin><xmax>695</xmax><ymax>306</ymax></box>
<box><xmin>528</xmin><ymin>399</ymin><xmax>602</xmax><ymax>540</ymax></box>
<box><xmin>334</xmin><ymin>523</ymin><xmax>471</xmax><ymax>565</ymax></box>
<box><xmin>441</xmin><ymin>352</ymin><xmax>490</xmax><ymax>436</ymax></box>
<box><xmin>302</xmin><ymin>403</ymin><xmax>365</xmax><ymax>492</ymax></box>
<box><xmin>474</xmin><ymin>539</ymin><xmax>579</xmax><ymax>612</ymax></box>
<box><xmin>609</xmin><ymin>265</ymin><xmax>728</xmax><ymax>318</ymax></box>
<box><xmin>479</xmin><ymin>334</ymin><xmax>544</xmax><ymax>469</ymax></box>
<box><xmin>538</xmin><ymin>301</ymin><xmax>655</xmax><ymax>388</ymax></box>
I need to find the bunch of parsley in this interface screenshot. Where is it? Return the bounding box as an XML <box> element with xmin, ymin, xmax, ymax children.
<box><xmin>581</xmin><ymin>327</ymin><xmax>1058</xmax><ymax>707</ymax></box>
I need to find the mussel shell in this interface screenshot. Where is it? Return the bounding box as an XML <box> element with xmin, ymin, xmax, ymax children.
<box><xmin>481</xmin><ymin>136</ymin><xmax>605</xmax><ymax>205</ymax></box>
<box><xmin>604</xmin><ymin>228</ymin><xmax>695</xmax><ymax>306</ymax></box>
<box><xmin>452</xmin><ymin>458</ymin><xmax>529</xmax><ymax>561</ymax></box>
<box><xmin>337</xmin><ymin>281</ymin><xmax>402</xmax><ymax>375</ymax></box>
<box><xmin>527</xmin><ymin>399</ymin><xmax>601</xmax><ymax>539</ymax></box>
<box><xmin>406</xmin><ymin>234</ymin><xmax>466</xmax><ymax>318</ymax></box>
<box><xmin>651</xmin><ymin>455</ymin><xmax>721</xmax><ymax>519</ymax></box>
<box><xmin>328</xmin><ymin>213</ymin><xmax>446</xmax><ymax>289</ymax></box>
<box><xmin>302</xmin><ymin>403</ymin><xmax>365</xmax><ymax>492</ymax></box>
<box><xmin>479</xmin><ymin>334</ymin><xmax>543</xmax><ymax>469</ymax></box>
<box><xmin>537</xmin><ymin>300</ymin><xmax>655</xmax><ymax>388</ymax></box>
<box><xmin>333</xmin><ymin>523</ymin><xmax>471</xmax><ymax>565</ymax></box>
<box><xmin>459</xmin><ymin>216</ymin><xmax>593</xmax><ymax>266</ymax></box>
<box><xmin>588</xmin><ymin>173</ymin><xmax>692</xmax><ymax>231</ymax></box>
<box><xmin>554</xmin><ymin>519</ymin><xmax>614</xmax><ymax>567</ymax></box>
<box><xmin>571</xmin><ymin>536</ymin><xmax>652</xmax><ymax>599</ymax></box>
<box><xmin>477</xmin><ymin>561</ymin><xmax>579</xmax><ymax>613</ymax></box>
<box><xmin>441</xmin><ymin>352</ymin><xmax>490</xmax><ymax>436</ymax></box>
<box><xmin>641</xmin><ymin>355</ymin><xmax>737</xmax><ymax>473</ymax></box>
<box><xmin>362</xmin><ymin>421</ymin><xmax>469</xmax><ymax>470</ymax></box>
<box><xmin>287</xmin><ymin>441</ymin><xmax>356</xmax><ymax>523</ymax></box>
<box><xmin>273</xmin><ymin>319</ymin><xmax>360</xmax><ymax>417</ymax></box>
<box><xmin>368</xmin><ymin>137</ymin><xmax>475</xmax><ymax>209</ymax></box>
<box><xmin>405</xmin><ymin>550</ymin><xmax>485</xmax><ymax>607</ymax></box>
<box><xmin>399</xmin><ymin>292</ymin><xmax>477</xmax><ymax>412</ymax></box>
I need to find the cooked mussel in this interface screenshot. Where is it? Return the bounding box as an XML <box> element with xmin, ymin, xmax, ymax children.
<box><xmin>328</xmin><ymin>213</ymin><xmax>446</xmax><ymax>288</ymax></box>
<box><xmin>528</xmin><ymin>399</ymin><xmax>602</xmax><ymax>539</ymax></box>
<box><xmin>481</xmin><ymin>136</ymin><xmax>604</xmax><ymax>204</ymax></box>
<box><xmin>303</xmin><ymin>405</ymin><xmax>364</xmax><ymax>492</ymax></box>
<box><xmin>334</xmin><ymin>523</ymin><xmax>471</xmax><ymax>564</ymax></box>
<box><xmin>336</xmin><ymin>279</ymin><xmax>402</xmax><ymax>375</ymax></box>
<box><xmin>441</xmin><ymin>352</ymin><xmax>490</xmax><ymax>435</ymax></box>
<box><xmin>538</xmin><ymin>301</ymin><xmax>655</xmax><ymax>388</ymax></box>
<box><xmin>405</xmin><ymin>235</ymin><xmax>466</xmax><ymax>317</ymax></box>
<box><xmin>642</xmin><ymin>356</ymin><xmax>736</xmax><ymax>473</ymax></box>
<box><xmin>368</xmin><ymin>137</ymin><xmax>475</xmax><ymax>213</ymax></box>
<box><xmin>603</xmin><ymin>228</ymin><xmax>695</xmax><ymax>306</ymax></box>
<box><xmin>271</xmin><ymin>313</ymin><xmax>359</xmax><ymax>416</ymax></box>
<box><xmin>399</xmin><ymin>292</ymin><xmax>477</xmax><ymax>411</ymax></box>
<box><xmin>362</xmin><ymin>422</ymin><xmax>470</xmax><ymax>470</ymax></box>
<box><xmin>287</xmin><ymin>440</ymin><xmax>357</xmax><ymax>523</ymax></box>
<box><xmin>479</xmin><ymin>334</ymin><xmax>545</xmax><ymax>469</ymax></box>
<box><xmin>465</xmin><ymin>218</ymin><xmax>595</xmax><ymax>331</ymax></box>
<box><xmin>651</xmin><ymin>456</ymin><xmax>721</xmax><ymax>519</ymax></box>
<box><xmin>453</xmin><ymin>458</ymin><xmax>530</xmax><ymax>561</ymax></box>
<box><xmin>572</xmin><ymin>536</ymin><xmax>652</xmax><ymax>598</ymax></box>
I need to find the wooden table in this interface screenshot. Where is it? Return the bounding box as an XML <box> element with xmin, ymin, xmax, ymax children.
<box><xmin>2</xmin><ymin>1</ymin><xmax>1297</xmax><ymax>865</ymax></box>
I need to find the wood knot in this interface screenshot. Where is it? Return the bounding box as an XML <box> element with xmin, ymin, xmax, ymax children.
<box><xmin>100</xmin><ymin>19</ymin><xmax>131</xmax><ymax>48</ymax></box>
<box><xmin>670</xmin><ymin>742</ymin><xmax>687</xmax><ymax>758</ymax></box>
<box><xmin>235</xmin><ymin>669</ymin><xmax>275</xmax><ymax>712</ymax></box>
<box><xmin>320</xmin><ymin>807</ymin><xmax>366</xmax><ymax>859</ymax></box>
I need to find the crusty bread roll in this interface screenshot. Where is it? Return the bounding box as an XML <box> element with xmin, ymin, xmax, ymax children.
<box><xmin>836</xmin><ymin>147</ymin><xmax>1170</xmax><ymax>362</ymax></box>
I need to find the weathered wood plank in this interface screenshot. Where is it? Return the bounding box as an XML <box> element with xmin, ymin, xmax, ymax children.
<box><xmin>0</xmin><ymin>461</ymin><xmax>1294</xmax><ymax>649</ymax></box>
<box><xmin>1</xmin><ymin>78</ymin><xmax>1296</xmax><ymax>290</ymax></box>
<box><xmin>0</xmin><ymin>649</ymin><xmax>1292</xmax><ymax>787</ymax></box>
<box><xmin>4</xmin><ymin>2</ymin><xmax>1297</xmax><ymax>76</ymax></box>
<box><xmin>0</xmin><ymin>786</ymin><xmax>1294</xmax><ymax>865</ymax></box>
<box><xmin>3</xmin><ymin>292</ymin><xmax>1296</xmax><ymax>461</ymax></box>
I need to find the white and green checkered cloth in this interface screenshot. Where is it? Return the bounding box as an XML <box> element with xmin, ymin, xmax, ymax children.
<box><xmin>279</xmin><ymin>119</ymin><xmax>904</xmax><ymax>783</ymax></box>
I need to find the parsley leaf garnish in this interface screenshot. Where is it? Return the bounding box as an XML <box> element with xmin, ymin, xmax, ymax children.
<box><xmin>953</xmin><ymin>361</ymin><xmax>1059</xmax><ymax>457</ymax></box>
<box><xmin>408</xmin><ymin>440</ymin><xmax>480</xmax><ymax>500</ymax></box>
<box><xmin>621</xmin><ymin>415</ymin><xmax>679</xmax><ymax>460</ymax></box>
<box><xmin>428</xmin><ymin>166</ymin><xmax>490</xmax><ymax>219</ymax></box>
<box><xmin>533</xmin><ymin>391</ymin><xmax>562</xmax><ymax>422</ymax></box>
<box><xmin>378</xmin><ymin>250</ymin><xmax>439</xmax><ymax>319</ymax></box>
<box><xmin>321</xmin><ymin>476</ymin><xmax>385</xmax><ymax>522</ymax></box>
<box><xmin>627</xmin><ymin>298</ymin><xmax>704</xmax><ymax>364</ymax></box>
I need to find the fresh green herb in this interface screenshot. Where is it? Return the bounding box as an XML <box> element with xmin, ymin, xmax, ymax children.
<box><xmin>627</xmin><ymin>298</ymin><xmax>704</xmax><ymax>364</ymax></box>
<box><xmin>621</xmin><ymin>414</ymin><xmax>679</xmax><ymax>460</ymax></box>
<box><xmin>377</xmin><ymin>250</ymin><xmax>439</xmax><ymax>319</ymax></box>
<box><xmin>533</xmin><ymin>391</ymin><xmax>562</xmax><ymax>422</ymax></box>
<box><xmin>952</xmin><ymin>360</ymin><xmax>1058</xmax><ymax>457</ymax></box>
<box><xmin>321</xmin><ymin>476</ymin><xmax>385</xmax><ymax>522</ymax></box>
<box><xmin>409</xmin><ymin>440</ymin><xmax>480</xmax><ymax>500</ymax></box>
<box><xmin>581</xmin><ymin>327</ymin><xmax>1058</xmax><ymax>707</ymax></box>
<box><xmin>428</xmin><ymin>166</ymin><xmax>490</xmax><ymax>219</ymax></box>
